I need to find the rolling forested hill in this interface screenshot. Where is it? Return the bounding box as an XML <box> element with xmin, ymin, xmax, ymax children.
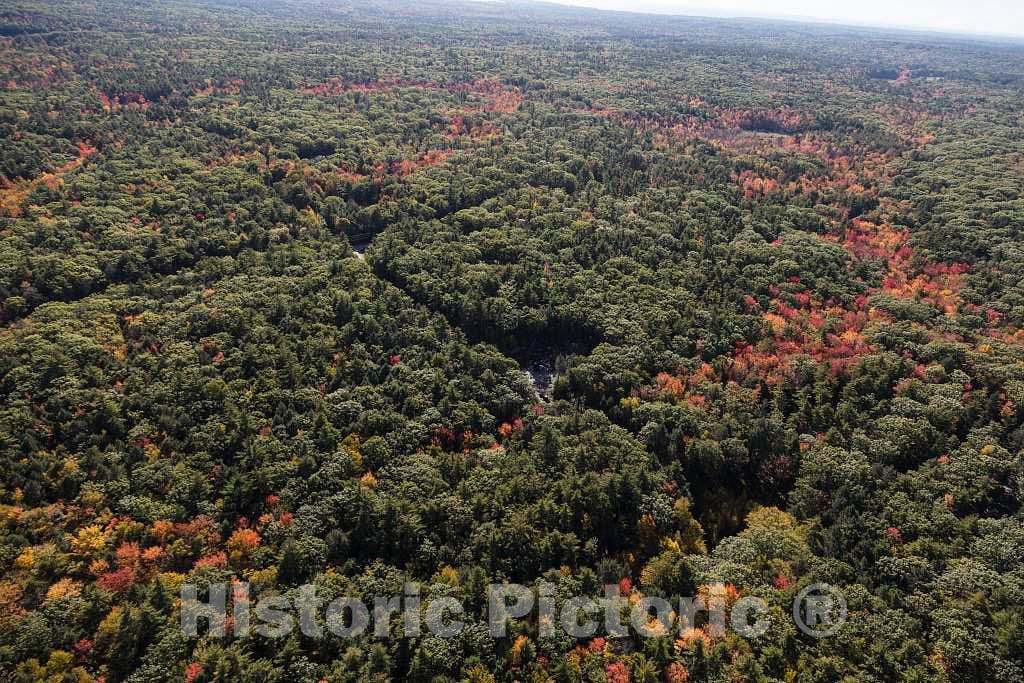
<box><xmin>1</xmin><ymin>0</ymin><xmax>1024</xmax><ymax>681</ymax></box>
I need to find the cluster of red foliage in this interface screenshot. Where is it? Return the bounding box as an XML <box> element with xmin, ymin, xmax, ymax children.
<box><xmin>448</xmin><ymin>78</ymin><xmax>523</xmax><ymax>113</ymax></box>
<box><xmin>432</xmin><ymin>426</ymin><xmax>476</xmax><ymax>451</ymax></box>
<box><xmin>497</xmin><ymin>418</ymin><xmax>524</xmax><ymax>440</ymax></box>
<box><xmin>194</xmin><ymin>78</ymin><xmax>245</xmax><ymax>96</ymax></box>
<box><xmin>883</xmin><ymin>259</ymin><xmax>969</xmax><ymax>315</ymax></box>
<box><xmin>301</xmin><ymin>76</ymin><xmax>520</xmax><ymax>147</ymax></box>
<box><xmin>719</xmin><ymin>106</ymin><xmax>812</xmax><ymax>134</ymax></box>
<box><xmin>96</xmin><ymin>541</ymin><xmax>164</xmax><ymax>593</ymax></box>
<box><xmin>731</xmin><ymin>168</ymin><xmax>873</xmax><ymax>199</ymax></box>
<box><xmin>580</xmin><ymin>99</ymin><xmax>909</xmax><ymax>194</ymax></box>
<box><xmin>300</xmin><ymin>76</ymin><xmax>522</xmax><ymax>115</ymax></box>
<box><xmin>0</xmin><ymin>141</ymin><xmax>96</xmax><ymax>216</ymax></box>
<box><xmin>0</xmin><ymin>49</ymin><xmax>72</xmax><ymax>90</ymax></box>
<box><xmin>444</xmin><ymin>115</ymin><xmax>501</xmax><ymax>141</ymax></box>
<box><xmin>270</xmin><ymin>148</ymin><xmax>451</xmax><ymax>199</ymax></box>
<box><xmin>379</xmin><ymin>149</ymin><xmax>453</xmax><ymax>177</ymax></box>
<box><xmin>184</xmin><ymin>662</ymin><xmax>203</xmax><ymax>683</ymax></box>
<box><xmin>605</xmin><ymin>662</ymin><xmax>630</xmax><ymax>683</ymax></box>
<box><xmin>890</xmin><ymin>67</ymin><xmax>912</xmax><ymax>87</ymax></box>
<box><xmin>332</xmin><ymin>167</ymin><xmax>368</xmax><ymax>183</ymax></box>
<box><xmin>648</xmin><ymin>127</ymin><xmax>982</xmax><ymax>396</ymax></box>
<box><xmin>98</xmin><ymin>90</ymin><xmax>150</xmax><ymax>112</ymax></box>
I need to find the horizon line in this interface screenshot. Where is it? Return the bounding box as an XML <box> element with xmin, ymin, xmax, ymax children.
<box><xmin>493</xmin><ymin>0</ymin><xmax>1024</xmax><ymax>42</ymax></box>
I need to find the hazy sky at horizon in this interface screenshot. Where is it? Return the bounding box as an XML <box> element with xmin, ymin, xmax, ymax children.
<box><xmin>545</xmin><ymin>0</ymin><xmax>1024</xmax><ymax>38</ymax></box>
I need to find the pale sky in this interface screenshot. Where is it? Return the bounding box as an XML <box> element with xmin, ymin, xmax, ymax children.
<box><xmin>545</xmin><ymin>0</ymin><xmax>1024</xmax><ymax>38</ymax></box>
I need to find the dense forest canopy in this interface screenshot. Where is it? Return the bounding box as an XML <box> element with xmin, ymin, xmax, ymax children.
<box><xmin>1</xmin><ymin>0</ymin><xmax>1023</xmax><ymax>681</ymax></box>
